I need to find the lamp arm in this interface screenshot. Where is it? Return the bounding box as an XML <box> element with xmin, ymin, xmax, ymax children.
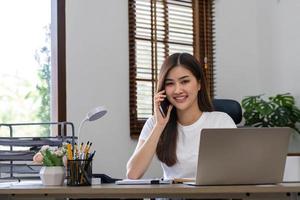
<box><xmin>77</xmin><ymin>117</ymin><xmax>88</xmax><ymax>144</ymax></box>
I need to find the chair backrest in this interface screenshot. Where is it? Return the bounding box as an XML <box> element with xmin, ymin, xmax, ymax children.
<box><xmin>212</xmin><ymin>99</ymin><xmax>242</xmax><ymax>124</ymax></box>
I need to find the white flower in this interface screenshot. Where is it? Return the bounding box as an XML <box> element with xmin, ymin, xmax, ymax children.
<box><xmin>54</xmin><ymin>149</ymin><xmax>64</xmax><ymax>157</ymax></box>
<box><xmin>40</xmin><ymin>145</ymin><xmax>50</xmax><ymax>152</ymax></box>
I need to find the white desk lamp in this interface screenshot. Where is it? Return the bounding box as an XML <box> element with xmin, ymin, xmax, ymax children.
<box><xmin>78</xmin><ymin>106</ymin><xmax>107</xmax><ymax>143</ymax></box>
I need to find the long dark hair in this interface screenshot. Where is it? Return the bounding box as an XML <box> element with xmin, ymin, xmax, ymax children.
<box><xmin>156</xmin><ymin>53</ymin><xmax>213</xmax><ymax>166</ymax></box>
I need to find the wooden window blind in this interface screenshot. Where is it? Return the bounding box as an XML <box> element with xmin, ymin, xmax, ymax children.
<box><xmin>129</xmin><ymin>0</ymin><xmax>215</xmax><ymax>138</ymax></box>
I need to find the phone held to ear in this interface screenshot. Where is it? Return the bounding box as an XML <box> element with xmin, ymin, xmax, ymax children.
<box><xmin>159</xmin><ymin>98</ymin><xmax>170</xmax><ymax>118</ymax></box>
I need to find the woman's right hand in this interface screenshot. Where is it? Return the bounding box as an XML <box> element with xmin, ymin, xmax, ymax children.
<box><xmin>127</xmin><ymin>91</ymin><xmax>173</xmax><ymax>179</ymax></box>
<box><xmin>126</xmin><ymin>91</ymin><xmax>173</xmax><ymax>179</ymax></box>
<box><xmin>154</xmin><ymin>90</ymin><xmax>173</xmax><ymax>127</ymax></box>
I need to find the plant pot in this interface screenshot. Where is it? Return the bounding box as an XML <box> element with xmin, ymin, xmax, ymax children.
<box><xmin>39</xmin><ymin>166</ymin><xmax>65</xmax><ymax>186</ymax></box>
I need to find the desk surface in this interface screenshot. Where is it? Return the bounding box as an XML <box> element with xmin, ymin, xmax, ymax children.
<box><xmin>1</xmin><ymin>181</ymin><xmax>300</xmax><ymax>199</ymax></box>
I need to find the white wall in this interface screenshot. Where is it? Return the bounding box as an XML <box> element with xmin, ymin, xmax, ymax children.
<box><xmin>214</xmin><ymin>0</ymin><xmax>261</xmax><ymax>101</ymax></box>
<box><xmin>66</xmin><ymin>0</ymin><xmax>300</xmax><ymax>179</ymax></box>
<box><xmin>66</xmin><ymin>0</ymin><xmax>161</xmax><ymax>178</ymax></box>
<box><xmin>215</xmin><ymin>0</ymin><xmax>300</xmax><ymax>104</ymax></box>
<box><xmin>215</xmin><ymin>0</ymin><xmax>300</xmax><ymax>181</ymax></box>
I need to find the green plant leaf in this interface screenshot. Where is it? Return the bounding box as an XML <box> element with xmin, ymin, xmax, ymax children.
<box><xmin>255</xmin><ymin>100</ymin><xmax>273</xmax><ymax>116</ymax></box>
<box><xmin>271</xmin><ymin>93</ymin><xmax>294</xmax><ymax>107</ymax></box>
<box><xmin>241</xmin><ymin>93</ymin><xmax>300</xmax><ymax>134</ymax></box>
<box><xmin>241</xmin><ymin>95</ymin><xmax>262</xmax><ymax>111</ymax></box>
<box><xmin>243</xmin><ymin>111</ymin><xmax>263</xmax><ymax>126</ymax></box>
<box><xmin>270</xmin><ymin>107</ymin><xmax>290</xmax><ymax>126</ymax></box>
<box><xmin>42</xmin><ymin>149</ymin><xmax>63</xmax><ymax>166</ymax></box>
<box><xmin>290</xmin><ymin>107</ymin><xmax>300</xmax><ymax>123</ymax></box>
<box><xmin>43</xmin><ymin>149</ymin><xmax>54</xmax><ymax>166</ymax></box>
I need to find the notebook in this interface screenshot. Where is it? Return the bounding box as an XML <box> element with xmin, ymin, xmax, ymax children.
<box><xmin>189</xmin><ymin>127</ymin><xmax>291</xmax><ymax>186</ymax></box>
<box><xmin>115</xmin><ymin>178</ymin><xmax>173</xmax><ymax>185</ymax></box>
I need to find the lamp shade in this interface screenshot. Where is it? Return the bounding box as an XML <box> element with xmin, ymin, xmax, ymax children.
<box><xmin>77</xmin><ymin>106</ymin><xmax>107</xmax><ymax>143</ymax></box>
<box><xmin>86</xmin><ymin>106</ymin><xmax>107</xmax><ymax>121</ymax></box>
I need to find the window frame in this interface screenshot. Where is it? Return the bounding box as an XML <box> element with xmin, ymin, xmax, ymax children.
<box><xmin>50</xmin><ymin>0</ymin><xmax>66</xmax><ymax>136</ymax></box>
<box><xmin>128</xmin><ymin>0</ymin><xmax>215</xmax><ymax>138</ymax></box>
<box><xmin>52</xmin><ymin>0</ymin><xmax>66</xmax><ymax>132</ymax></box>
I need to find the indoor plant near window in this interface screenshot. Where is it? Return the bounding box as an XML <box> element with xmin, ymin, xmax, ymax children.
<box><xmin>33</xmin><ymin>144</ymin><xmax>67</xmax><ymax>186</ymax></box>
<box><xmin>241</xmin><ymin>93</ymin><xmax>300</xmax><ymax>133</ymax></box>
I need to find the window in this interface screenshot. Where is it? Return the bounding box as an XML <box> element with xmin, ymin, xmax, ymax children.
<box><xmin>0</xmin><ymin>0</ymin><xmax>66</xmax><ymax>137</ymax></box>
<box><xmin>129</xmin><ymin>0</ymin><xmax>215</xmax><ymax>137</ymax></box>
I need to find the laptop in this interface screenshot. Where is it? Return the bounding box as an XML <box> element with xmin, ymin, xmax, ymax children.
<box><xmin>190</xmin><ymin>127</ymin><xmax>291</xmax><ymax>186</ymax></box>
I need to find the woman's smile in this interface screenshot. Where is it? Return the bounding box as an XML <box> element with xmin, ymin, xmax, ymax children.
<box><xmin>173</xmin><ymin>94</ymin><xmax>188</xmax><ymax>103</ymax></box>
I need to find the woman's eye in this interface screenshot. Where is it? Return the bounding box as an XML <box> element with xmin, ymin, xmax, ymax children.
<box><xmin>165</xmin><ymin>82</ymin><xmax>173</xmax><ymax>86</ymax></box>
<box><xmin>181</xmin><ymin>80</ymin><xmax>190</xmax><ymax>84</ymax></box>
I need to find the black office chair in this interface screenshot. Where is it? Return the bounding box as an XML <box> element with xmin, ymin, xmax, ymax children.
<box><xmin>212</xmin><ymin>99</ymin><xmax>242</xmax><ymax>124</ymax></box>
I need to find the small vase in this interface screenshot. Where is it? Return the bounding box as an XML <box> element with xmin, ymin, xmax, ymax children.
<box><xmin>39</xmin><ymin>166</ymin><xmax>65</xmax><ymax>186</ymax></box>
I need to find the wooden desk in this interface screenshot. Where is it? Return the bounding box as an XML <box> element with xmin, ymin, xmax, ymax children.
<box><xmin>1</xmin><ymin>181</ymin><xmax>300</xmax><ymax>199</ymax></box>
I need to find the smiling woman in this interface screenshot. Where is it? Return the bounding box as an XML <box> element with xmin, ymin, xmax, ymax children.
<box><xmin>126</xmin><ymin>53</ymin><xmax>236</xmax><ymax>180</ymax></box>
<box><xmin>0</xmin><ymin>0</ymin><xmax>66</xmax><ymax>137</ymax></box>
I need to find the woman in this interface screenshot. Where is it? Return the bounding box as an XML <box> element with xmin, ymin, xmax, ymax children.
<box><xmin>127</xmin><ymin>53</ymin><xmax>236</xmax><ymax>179</ymax></box>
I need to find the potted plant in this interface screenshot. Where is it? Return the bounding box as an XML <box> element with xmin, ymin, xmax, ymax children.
<box><xmin>241</xmin><ymin>93</ymin><xmax>300</xmax><ymax>133</ymax></box>
<box><xmin>33</xmin><ymin>144</ymin><xmax>67</xmax><ymax>186</ymax></box>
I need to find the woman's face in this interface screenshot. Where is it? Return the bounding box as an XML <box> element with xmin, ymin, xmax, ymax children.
<box><xmin>164</xmin><ymin>65</ymin><xmax>200</xmax><ymax>113</ymax></box>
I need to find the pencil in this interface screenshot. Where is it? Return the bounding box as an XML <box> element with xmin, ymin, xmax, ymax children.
<box><xmin>67</xmin><ymin>143</ymin><xmax>73</xmax><ymax>160</ymax></box>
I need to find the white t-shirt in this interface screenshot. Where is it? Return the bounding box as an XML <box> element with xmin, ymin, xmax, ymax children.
<box><xmin>139</xmin><ymin>111</ymin><xmax>236</xmax><ymax>179</ymax></box>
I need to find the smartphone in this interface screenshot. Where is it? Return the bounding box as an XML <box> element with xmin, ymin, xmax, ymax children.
<box><xmin>159</xmin><ymin>98</ymin><xmax>170</xmax><ymax>118</ymax></box>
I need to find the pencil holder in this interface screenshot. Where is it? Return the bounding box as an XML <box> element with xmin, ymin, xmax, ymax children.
<box><xmin>67</xmin><ymin>159</ymin><xmax>92</xmax><ymax>186</ymax></box>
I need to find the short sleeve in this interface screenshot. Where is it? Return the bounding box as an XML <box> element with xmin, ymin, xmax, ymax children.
<box><xmin>219</xmin><ymin>112</ymin><xmax>237</xmax><ymax>128</ymax></box>
<box><xmin>139</xmin><ymin>116</ymin><xmax>156</xmax><ymax>141</ymax></box>
<box><xmin>206</xmin><ymin>111</ymin><xmax>237</xmax><ymax>128</ymax></box>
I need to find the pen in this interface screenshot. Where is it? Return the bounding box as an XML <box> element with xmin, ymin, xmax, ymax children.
<box><xmin>84</xmin><ymin>142</ymin><xmax>91</xmax><ymax>159</ymax></box>
<box><xmin>79</xmin><ymin>142</ymin><xmax>83</xmax><ymax>153</ymax></box>
<box><xmin>88</xmin><ymin>142</ymin><xmax>93</xmax><ymax>151</ymax></box>
<box><xmin>86</xmin><ymin>143</ymin><xmax>92</xmax><ymax>154</ymax></box>
<box><xmin>85</xmin><ymin>141</ymin><xmax>90</xmax><ymax>149</ymax></box>
<box><xmin>84</xmin><ymin>150</ymin><xmax>96</xmax><ymax>171</ymax></box>
<box><xmin>88</xmin><ymin>150</ymin><xmax>96</xmax><ymax>161</ymax></box>
<box><xmin>74</xmin><ymin>143</ymin><xmax>78</xmax><ymax>159</ymax></box>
